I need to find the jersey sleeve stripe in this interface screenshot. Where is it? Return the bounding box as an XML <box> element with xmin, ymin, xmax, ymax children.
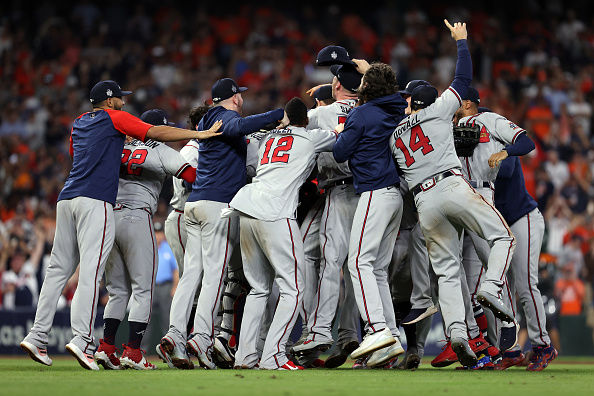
<box><xmin>448</xmin><ymin>87</ymin><xmax>462</xmax><ymax>106</ymax></box>
<box><xmin>175</xmin><ymin>163</ymin><xmax>191</xmax><ymax>178</ymax></box>
<box><xmin>511</xmin><ymin>130</ymin><xmax>526</xmax><ymax>144</ymax></box>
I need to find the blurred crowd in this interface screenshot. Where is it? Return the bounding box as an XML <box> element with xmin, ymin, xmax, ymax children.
<box><xmin>1</xmin><ymin>0</ymin><xmax>594</xmax><ymax>345</ymax></box>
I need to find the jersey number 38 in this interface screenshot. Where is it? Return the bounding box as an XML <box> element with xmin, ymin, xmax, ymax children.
<box><xmin>394</xmin><ymin>125</ymin><xmax>434</xmax><ymax>167</ymax></box>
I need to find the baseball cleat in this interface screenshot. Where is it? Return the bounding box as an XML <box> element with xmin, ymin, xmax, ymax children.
<box><xmin>186</xmin><ymin>338</ymin><xmax>217</xmax><ymax>370</ymax></box>
<box><xmin>324</xmin><ymin>340</ymin><xmax>359</xmax><ymax>369</ymax></box>
<box><xmin>450</xmin><ymin>337</ymin><xmax>478</xmax><ymax>368</ymax></box>
<box><xmin>352</xmin><ymin>356</ymin><xmax>369</xmax><ymax>369</ymax></box>
<box><xmin>469</xmin><ymin>334</ymin><xmax>490</xmax><ymax>355</ymax></box>
<box><xmin>160</xmin><ymin>337</ymin><xmax>194</xmax><ymax>370</ymax></box>
<box><xmin>455</xmin><ymin>353</ymin><xmax>494</xmax><ymax>370</ymax></box>
<box><xmin>66</xmin><ymin>342</ymin><xmax>99</xmax><ymax>371</ymax></box>
<box><xmin>277</xmin><ymin>361</ymin><xmax>305</xmax><ymax>370</ymax></box>
<box><xmin>94</xmin><ymin>339</ymin><xmax>121</xmax><ymax>370</ymax></box>
<box><xmin>156</xmin><ymin>343</ymin><xmax>176</xmax><ymax>369</ymax></box>
<box><xmin>402</xmin><ymin>305</ymin><xmax>438</xmax><ymax>325</ymax></box>
<box><xmin>350</xmin><ymin>328</ymin><xmax>395</xmax><ymax>360</ymax></box>
<box><xmin>494</xmin><ymin>350</ymin><xmax>525</xmax><ymax>370</ymax></box>
<box><xmin>120</xmin><ymin>345</ymin><xmax>157</xmax><ymax>370</ymax></box>
<box><xmin>367</xmin><ymin>338</ymin><xmax>405</xmax><ymax>367</ymax></box>
<box><xmin>212</xmin><ymin>337</ymin><xmax>235</xmax><ymax>369</ymax></box>
<box><xmin>431</xmin><ymin>341</ymin><xmax>457</xmax><ymax>367</ymax></box>
<box><xmin>476</xmin><ymin>291</ymin><xmax>515</xmax><ymax>323</ymax></box>
<box><xmin>499</xmin><ymin>321</ymin><xmax>520</xmax><ymax>351</ymax></box>
<box><xmin>20</xmin><ymin>340</ymin><xmax>53</xmax><ymax>366</ymax></box>
<box><xmin>233</xmin><ymin>363</ymin><xmax>260</xmax><ymax>370</ymax></box>
<box><xmin>291</xmin><ymin>337</ymin><xmax>333</xmax><ymax>355</ymax></box>
<box><xmin>397</xmin><ymin>352</ymin><xmax>421</xmax><ymax>370</ymax></box>
<box><xmin>526</xmin><ymin>345</ymin><xmax>557</xmax><ymax>371</ymax></box>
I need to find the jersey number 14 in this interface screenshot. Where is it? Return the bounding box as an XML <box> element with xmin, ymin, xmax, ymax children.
<box><xmin>395</xmin><ymin>125</ymin><xmax>434</xmax><ymax>166</ymax></box>
<box><xmin>260</xmin><ymin>136</ymin><xmax>294</xmax><ymax>165</ymax></box>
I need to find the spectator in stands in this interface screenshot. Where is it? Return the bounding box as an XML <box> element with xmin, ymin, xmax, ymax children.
<box><xmin>555</xmin><ymin>263</ymin><xmax>586</xmax><ymax>316</ymax></box>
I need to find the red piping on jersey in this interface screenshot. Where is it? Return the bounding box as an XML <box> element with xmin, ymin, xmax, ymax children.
<box><xmin>276</xmin><ymin>219</ymin><xmax>301</xmax><ymax>358</ymax></box>
<box><xmin>465</xmin><ymin>157</ymin><xmax>472</xmax><ymax>180</ymax></box>
<box><xmin>355</xmin><ymin>191</ymin><xmax>375</xmax><ymax>332</ymax></box>
<box><xmin>310</xmin><ymin>192</ymin><xmax>332</xmax><ymax>331</ymax></box>
<box><xmin>511</xmin><ymin>130</ymin><xmax>525</xmax><ymax>144</ymax></box>
<box><xmin>504</xmin><ymin>279</ymin><xmax>516</xmax><ymax>317</ymax></box>
<box><xmin>147</xmin><ymin>213</ymin><xmax>157</xmax><ymax>322</ymax></box>
<box><xmin>525</xmin><ymin>213</ymin><xmax>547</xmax><ymax>345</ymax></box>
<box><xmin>471</xmin><ymin>266</ymin><xmax>484</xmax><ymax>308</ymax></box>
<box><xmin>448</xmin><ymin>87</ymin><xmax>462</xmax><ymax>106</ymax></box>
<box><xmin>88</xmin><ymin>202</ymin><xmax>108</xmax><ymax>349</ymax></box>
<box><xmin>302</xmin><ymin>203</ymin><xmax>323</xmax><ymax>242</ymax></box>
<box><xmin>461</xmin><ymin>178</ymin><xmax>514</xmax><ymax>282</ymax></box>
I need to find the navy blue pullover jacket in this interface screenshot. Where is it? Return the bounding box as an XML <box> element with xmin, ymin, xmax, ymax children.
<box><xmin>189</xmin><ymin>106</ymin><xmax>284</xmax><ymax>203</ymax></box>
<box><xmin>495</xmin><ymin>155</ymin><xmax>538</xmax><ymax>226</ymax></box>
<box><xmin>333</xmin><ymin>94</ymin><xmax>407</xmax><ymax>193</ymax></box>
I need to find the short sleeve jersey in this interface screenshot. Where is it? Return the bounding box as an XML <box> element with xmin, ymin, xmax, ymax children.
<box><xmin>230</xmin><ymin>126</ymin><xmax>338</xmax><ymax>221</ymax></box>
<box><xmin>389</xmin><ymin>88</ymin><xmax>463</xmax><ymax>188</ymax></box>
<box><xmin>58</xmin><ymin>109</ymin><xmax>151</xmax><ymax>205</ymax></box>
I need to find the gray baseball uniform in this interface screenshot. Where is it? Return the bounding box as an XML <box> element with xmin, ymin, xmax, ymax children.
<box><xmin>389</xmin><ymin>88</ymin><xmax>516</xmax><ymax>340</ymax></box>
<box><xmin>230</xmin><ymin>126</ymin><xmax>338</xmax><ymax>369</ymax></box>
<box><xmin>303</xmin><ymin>99</ymin><xmax>360</xmax><ymax>345</ymax></box>
<box><xmin>103</xmin><ymin>139</ymin><xmax>191</xmax><ymax>324</ymax></box>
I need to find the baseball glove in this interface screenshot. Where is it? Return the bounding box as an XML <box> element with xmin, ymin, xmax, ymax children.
<box><xmin>453</xmin><ymin>124</ymin><xmax>481</xmax><ymax>157</ymax></box>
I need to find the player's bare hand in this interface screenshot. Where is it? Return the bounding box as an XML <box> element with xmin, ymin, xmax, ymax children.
<box><xmin>306</xmin><ymin>84</ymin><xmax>327</xmax><ymax>97</ymax></box>
<box><xmin>445</xmin><ymin>19</ymin><xmax>467</xmax><ymax>41</ymax></box>
<box><xmin>278</xmin><ymin>111</ymin><xmax>290</xmax><ymax>128</ymax></box>
<box><xmin>488</xmin><ymin>150</ymin><xmax>508</xmax><ymax>168</ymax></box>
<box><xmin>352</xmin><ymin>59</ymin><xmax>370</xmax><ymax>74</ymax></box>
<box><xmin>196</xmin><ymin>119</ymin><xmax>223</xmax><ymax>139</ymax></box>
<box><xmin>335</xmin><ymin>123</ymin><xmax>345</xmax><ymax>133</ymax></box>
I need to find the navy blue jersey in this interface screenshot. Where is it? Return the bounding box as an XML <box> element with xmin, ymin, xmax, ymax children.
<box><xmin>333</xmin><ymin>93</ymin><xmax>406</xmax><ymax>193</ymax></box>
<box><xmin>494</xmin><ymin>156</ymin><xmax>537</xmax><ymax>226</ymax></box>
<box><xmin>189</xmin><ymin>106</ymin><xmax>284</xmax><ymax>203</ymax></box>
<box><xmin>58</xmin><ymin>109</ymin><xmax>150</xmax><ymax>205</ymax></box>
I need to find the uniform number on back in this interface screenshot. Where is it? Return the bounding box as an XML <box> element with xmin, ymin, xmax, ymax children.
<box><xmin>395</xmin><ymin>125</ymin><xmax>434</xmax><ymax>166</ymax></box>
<box><xmin>260</xmin><ymin>136</ymin><xmax>294</xmax><ymax>165</ymax></box>
<box><xmin>121</xmin><ymin>148</ymin><xmax>148</xmax><ymax>176</ymax></box>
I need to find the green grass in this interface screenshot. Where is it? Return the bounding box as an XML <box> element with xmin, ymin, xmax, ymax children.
<box><xmin>0</xmin><ymin>356</ymin><xmax>593</xmax><ymax>396</ymax></box>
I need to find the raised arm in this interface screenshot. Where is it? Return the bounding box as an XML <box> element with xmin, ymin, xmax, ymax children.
<box><xmin>445</xmin><ymin>19</ymin><xmax>472</xmax><ymax>98</ymax></box>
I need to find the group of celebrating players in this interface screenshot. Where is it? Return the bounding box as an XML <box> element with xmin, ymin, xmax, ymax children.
<box><xmin>19</xmin><ymin>19</ymin><xmax>557</xmax><ymax>372</ymax></box>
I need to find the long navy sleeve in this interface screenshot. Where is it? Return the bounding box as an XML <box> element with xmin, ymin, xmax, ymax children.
<box><xmin>505</xmin><ymin>133</ymin><xmax>535</xmax><ymax>156</ymax></box>
<box><xmin>450</xmin><ymin>39</ymin><xmax>472</xmax><ymax>99</ymax></box>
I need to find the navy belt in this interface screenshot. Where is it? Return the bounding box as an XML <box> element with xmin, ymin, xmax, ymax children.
<box><xmin>469</xmin><ymin>181</ymin><xmax>491</xmax><ymax>188</ymax></box>
<box><xmin>412</xmin><ymin>170</ymin><xmax>457</xmax><ymax>197</ymax></box>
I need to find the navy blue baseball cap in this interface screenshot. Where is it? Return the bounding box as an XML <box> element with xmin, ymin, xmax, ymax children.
<box><xmin>463</xmin><ymin>87</ymin><xmax>480</xmax><ymax>104</ymax></box>
<box><xmin>399</xmin><ymin>80</ymin><xmax>430</xmax><ymax>96</ymax></box>
<box><xmin>316</xmin><ymin>45</ymin><xmax>356</xmax><ymax>67</ymax></box>
<box><xmin>411</xmin><ymin>85</ymin><xmax>438</xmax><ymax>107</ymax></box>
<box><xmin>140</xmin><ymin>109</ymin><xmax>175</xmax><ymax>126</ymax></box>
<box><xmin>211</xmin><ymin>78</ymin><xmax>247</xmax><ymax>103</ymax></box>
<box><xmin>330</xmin><ymin>64</ymin><xmax>363</xmax><ymax>93</ymax></box>
<box><xmin>314</xmin><ymin>85</ymin><xmax>333</xmax><ymax>102</ymax></box>
<box><xmin>89</xmin><ymin>80</ymin><xmax>132</xmax><ymax>103</ymax></box>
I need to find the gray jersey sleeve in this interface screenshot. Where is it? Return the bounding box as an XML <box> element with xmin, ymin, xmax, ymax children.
<box><xmin>308</xmin><ymin>128</ymin><xmax>338</xmax><ymax>153</ymax></box>
<box><xmin>169</xmin><ymin>140</ymin><xmax>200</xmax><ymax>211</ymax></box>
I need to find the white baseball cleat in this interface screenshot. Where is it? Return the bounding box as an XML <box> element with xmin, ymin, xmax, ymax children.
<box><xmin>20</xmin><ymin>340</ymin><xmax>53</xmax><ymax>366</ymax></box>
<box><xmin>186</xmin><ymin>338</ymin><xmax>217</xmax><ymax>370</ymax></box>
<box><xmin>66</xmin><ymin>343</ymin><xmax>99</xmax><ymax>371</ymax></box>
<box><xmin>367</xmin><ymin>338</ymin><xmax>405</xmax><ymax>367</ymax></box>
<box><xmin>350</xmin><ymin>328</ymin><xmax>395</xmax><ymax>360</ymax></box>
<box><xmin>160</xmin><ymin>336</ymin><xmax>194</xmax><ymax>369</ymax></box>
<box><xmin>120</xmin><ymin>346</ymin><xmax>157</xmax><ymax>370</ymax></box>
<box><xmin>156</xmin><ymin>344</ymin><xmax>176</xmax><ymax>369</ymax></box>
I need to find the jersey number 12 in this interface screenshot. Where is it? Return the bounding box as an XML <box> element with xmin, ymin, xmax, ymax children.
<box><xmin>395</xmin><ymin>125</ymin><xmax>434</xmax><ymax>166</ymax></box>
<box><xmin>260</xmin><ymin>136</ymin><xmax>294</xmax><ymax>165</ymax></box>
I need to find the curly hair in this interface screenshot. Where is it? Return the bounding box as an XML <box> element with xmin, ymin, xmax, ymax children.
<box><xmin>358</xmin><ymin>62</ymin><xmax>399</xmax><ymax>104</ymax></box>
<box><xmin>187</xmin><ymin>102</ymin><xmax>212</xmax><ymax>129</ymax></box>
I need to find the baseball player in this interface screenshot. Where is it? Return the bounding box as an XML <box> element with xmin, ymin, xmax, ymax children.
<box><xmin>229</xmin><ymin>97</ymin><xmax>340</xmax><ymax>370</ymax></box>
<box><xmin>95</xmin><ymin>109</ymin><xmax>197</xmax><ymax>370</ymax></box>
<box><xmin>293</xmin><ymin>61</ymin><xmax>363</xmax><ymax>365</ymax></box>
<box><xmin>495</xmin><ymin>159</ymin><xmax>558</xmax><ymax>371</ymax></box>
<box><xmin>388</xmin><ymin>20</ymin><xmax>516</xmax><ymax>367</ymax></box>
<box><xmin>161</xmin><ymin>78</ymin><xmax>284</xmax><ymax>370</ymax></box>
<box><xmin>20</xmin><ymin>80</ymin><xmax>222</xmax><ymax>370</ymax></box>
<box><xmin>332</xmin><ymin>57</ymin><xmax>408</xmax><ymax>367</ymax></box>
<box><xmin>455</xmin><ymin>90</ymin><xmax>536</xmax><ymax>356</ymax></box>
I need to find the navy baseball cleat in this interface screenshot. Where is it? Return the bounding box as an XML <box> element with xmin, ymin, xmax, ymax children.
<box><xmin>526</xmin><ymin>345</ymin><xmax>558</xmax><ymax>371</ymax></box>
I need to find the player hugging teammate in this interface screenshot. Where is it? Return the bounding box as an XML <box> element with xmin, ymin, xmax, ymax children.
<box><xmin>21</xmin><ymin>18</ymin><xmax>556</xmax><ymax>373</ymax></box>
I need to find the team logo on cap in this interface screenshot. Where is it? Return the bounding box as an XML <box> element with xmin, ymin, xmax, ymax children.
<box><xmin>213</xmin><ymin>97</ymin><xmax>220</xmax><ymax>102</ymax></box>
<box><xmin>163</xmin><ymin>117</ymin><xmax>167</xmax><ymax>124</ymax></box>
<box><xmin>331</xmin><ymin>51</ymin><xmax>337</xmax><ymax>59</ymax></box>
<box><xmin>232</xmin><ymin>85</ymin><xmax>237</xmax><ymax>93</ymax></box>
<box><xmin>106</xmin><ymin>89</ymin><xmax>113</xmax><ymax>97</ymax></box>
